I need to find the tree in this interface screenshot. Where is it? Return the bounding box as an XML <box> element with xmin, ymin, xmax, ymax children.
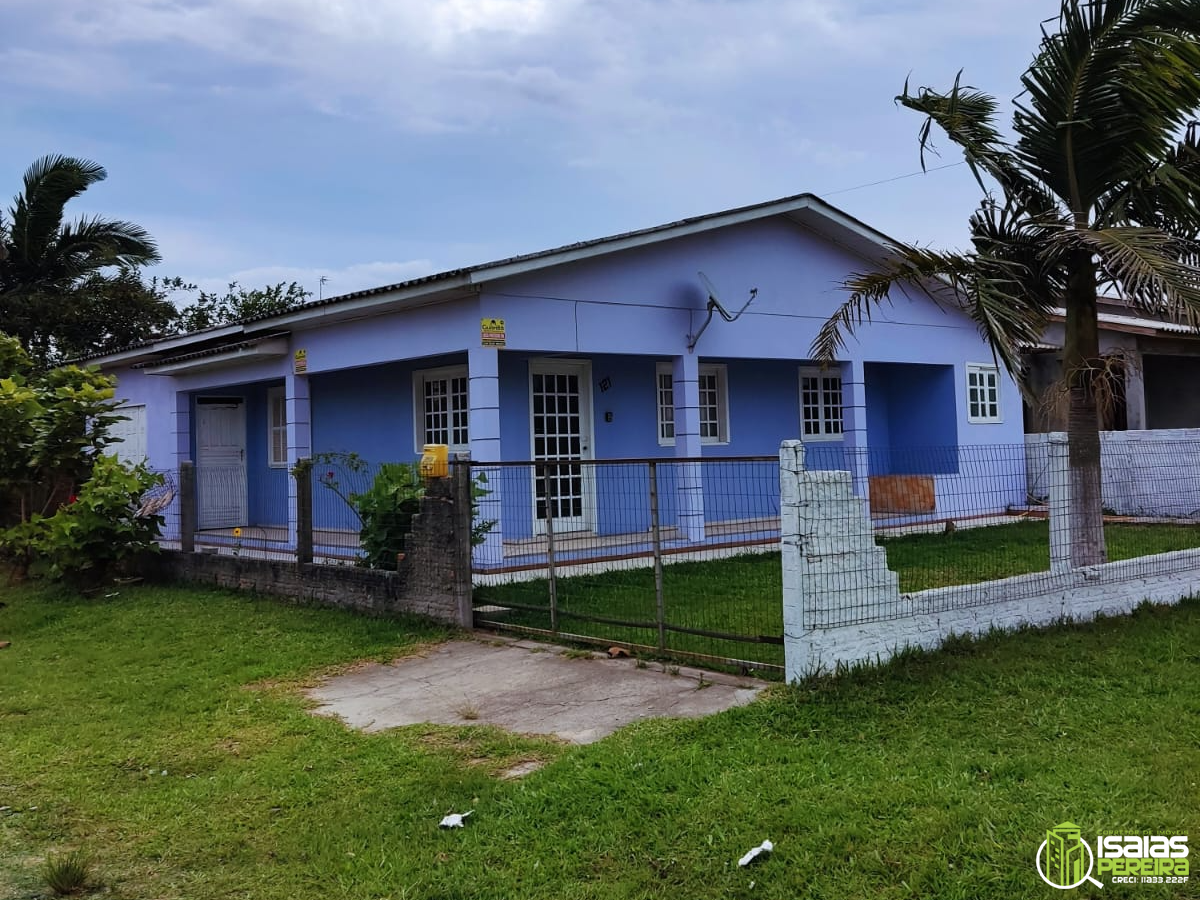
<box><xmin>813</xmin><ymin>0</ymin><xmax>1200</xmax><ymax>567</ymax></box>
<box><xmin>0</xmin><ymin>155</ymin><xmax>162</xmax><ymax>364</ymax></box>
<box><xmin>0</xmin><ymin>334</ymin><xmax>163</xmax><ymax>586</ymax></box>
<box><xmin>53</xmin><ymin>268</ymin><xmax>180</xmax><ymax>360</ymax></box>
<box><xmin>173</xmin><ymin>280</ymin><xmax>311</xmax><ymax>332</ymax></box>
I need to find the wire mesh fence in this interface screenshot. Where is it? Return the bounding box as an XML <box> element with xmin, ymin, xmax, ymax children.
<box><xmin>470</xmin><ymin>457</ymin><xmax>785</xmax><ymax>672</ymax></box>
<box><xmin>789</xmin><ymin>439</ymin><xmax>1200</xmax><ymax>629</ymax></box>
<box><xmin>185</xmin><ymin>464</ymin><xmax>294</xmax><ymax>557</ymax></box>
<box><xmin>143</xmin><ymin>468</ymin><xmax>181</xmax><ymax>543</ymax></box>
<box><xmin>143</xmin><ymin>436</ymin><xmax>1200</xmax><ymax>668</ymax></box>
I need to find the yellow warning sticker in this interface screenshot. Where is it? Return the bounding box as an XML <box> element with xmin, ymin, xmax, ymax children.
<box><xmin>481</xmin><ymin>318</ymin><xmax>506</xmax><ymax>347</ymax></box>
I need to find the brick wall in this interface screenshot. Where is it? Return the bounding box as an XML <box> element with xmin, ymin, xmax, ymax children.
<box><xmin>146</xmin><ymin>471</ymin><xmax>473</xmax><ymax>626</ymax></box>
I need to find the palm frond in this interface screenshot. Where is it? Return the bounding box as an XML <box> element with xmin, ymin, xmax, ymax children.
<box><xmin>10</xmin><ymin>156</ymin><xmax>108</xmax><ymax>264</ymax></box>
<box><xmin>810</xmin><ymin>245</ymin><xmax>972</xmax><ymax>365</ymax></box>
<box><xmin>1097</xmin><ymin>121</ymin><xmax>1200</xmax><ymax>232</ymax></box>
<box><xmin>898</xmin><ymin>74</ymin><xmax>1060</xmax><ymax>218</ymax></box>
<box><xmin>1059</xmin><ymin>225</ymin><xmax>1200</xmax><ymax>322</ymax></box>
<box><xmin>820</xmin><ymin>200</ymin><xmax>1059</xmax><ymax>382</ymax></box>
<box><xmin>55</xmin><ymin>216</ymin><xmax>160</xmax><ymax>270</ymax></box>
<box><xmin>1014</xmin><ymin>0</ymin><xmax>1200</xmax><ymax>217</ymax></box>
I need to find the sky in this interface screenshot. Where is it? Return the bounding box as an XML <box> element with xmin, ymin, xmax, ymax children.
<box><xmin>1</xmin><ymin>0</ymin><xmax>1062</xmax><ymax>300</ymax></box>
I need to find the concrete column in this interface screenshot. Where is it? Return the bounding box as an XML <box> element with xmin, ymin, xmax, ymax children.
<box><xmin>840</xmin><ymin>360</ymin><xmax>870</xmax><ymax>501</ymax></box>
<box><xmin>468</xmin><ymin>346</ymin><xmax>503</xmax><ymax>565</ymax></box>
<box><xmin>1124</xmin><ymin>349</ymin><xmax>1146</xmax><ymax>430</ymax></box>
<box><xmin>780</xmin><ymin>440</ymin><xmax>809</xmax><ymax>679</ymax></box>
<box><xmin>1048</xmin><ymin>432</ymin><xmax>1072</xmax><ymax>574</ymax></box>
<box><xmin>171</xmin><ymin>389</ymin><xmax>191</xmax><ymax>470</ymax></box>
<box><xmin>169</xmin><ymin>389</ymin><xmax>191</xmax><ymax>542</ymax></box>
<box><xmin>780</xmin><ymin>438</ymin><xmax>900</xmax><ymax>681</ymax></box>
<box><xmin>285</xmin><ymin>372</ymin><xmax>312</xmax><ymax>551</ymax></box>
<box><xmin>672</xmin><ymin>353</ymin><xmax>705</xmax><ymax>543</ymax></box>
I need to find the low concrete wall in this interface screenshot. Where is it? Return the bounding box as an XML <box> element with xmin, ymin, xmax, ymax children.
<box><xmin>145</xmin><ymin>472</ymin><xmax>473</xmax><ymax>627</ymax></box>
<box><xmin>785</xmin><ymin>548</ymin><xmax>1200</xmax><ymax>680</ymax></box>
<box><xmin>781</xmin><ymin>438</ymin><xmax>1200</xmax><ymax>679</ymax></box>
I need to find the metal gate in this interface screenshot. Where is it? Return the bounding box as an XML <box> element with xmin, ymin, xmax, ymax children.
<box><xmin>470</xmin><ymin>457</ymin><xmax>784</xmax><ymax>675</ymax></box>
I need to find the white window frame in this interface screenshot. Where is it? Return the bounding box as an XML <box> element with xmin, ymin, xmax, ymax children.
<box><xmin>413</xmin><ymin>365</ymin><xmax>470</xmax><ymax>454</ymax></box>
<box><xmin>656</xmin><ymin>364</ymin><xmax>675</xmax><ymax>445</ymax></box>
<box><xmin>655</xmin><ymin>362</ymin><xmax>729</xmax><ymax>446</ymax></box>
<box><xmin>966</xmin><ymin>362</ymin><xmax>1002</xmax><ymax>424</ymax></box>
<box><xmin>798</xmin><ymin>368</ymin><xmax>844</xmax><ymax>442</ymax></box>
<box><xmin>109</xmin><ymin>404</ymin><xmax>147</xmax><ymax>465</ymax></box>
<box><xmin>267</xmin><ymin>387</ymin><xmax>288</xmax><ymax>468</ymax></box>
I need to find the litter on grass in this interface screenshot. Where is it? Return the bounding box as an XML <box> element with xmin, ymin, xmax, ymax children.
<box><xmin>439</xmin><ymin>811</ymin><xmax>473</xmax><ymax>829</ymax></box>
<box><xmin>738</xmin><ymin>840</ymin><xmax>773</xmax><ymax>867</ymax></box>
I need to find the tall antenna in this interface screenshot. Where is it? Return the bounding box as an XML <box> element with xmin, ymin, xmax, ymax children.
<box><xmin>318</xmin><ymin>275</ymin><xmax>328</xmax><ymax>302</ymax></box>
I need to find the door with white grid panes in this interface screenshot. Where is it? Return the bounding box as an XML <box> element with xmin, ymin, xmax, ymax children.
<box><xmin>529</xmin><ymin>361</ymin><xmax>594</xmax><ymax>534</ymax></box>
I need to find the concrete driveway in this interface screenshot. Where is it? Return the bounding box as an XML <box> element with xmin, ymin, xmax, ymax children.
<box><xmin>307</xmin><ymin>638</ymin><xmax>764</xmax><ymax>744</ymax></box>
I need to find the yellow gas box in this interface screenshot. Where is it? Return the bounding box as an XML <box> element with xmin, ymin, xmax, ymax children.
<box><xmin>419</xmin><ymin>443</ymin><xmax>449</xmax><ymax>478</ymax></box>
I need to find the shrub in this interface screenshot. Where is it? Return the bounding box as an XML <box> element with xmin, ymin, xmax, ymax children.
<box><xmin>41</xmin><ymin>849</ymin><xmax>93</xmax><ymax>895</ymax></box>
<box><xmin>10</xmin><ymin>456</ymin><xmax>164</xmax><ymax>588</ymax></box>
<box><xmin>308</xmin><ymin>452</ymin><xmax>496</xmax><ymax>570</ymax></box>
<box><xmin>354</xmin><ymin>462</ymin><xmax>424</xmax><ymax>571</ymax></box>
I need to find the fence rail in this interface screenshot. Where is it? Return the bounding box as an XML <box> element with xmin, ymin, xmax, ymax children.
<box><xmin>144</xmin><ymin>436</ymin><xmax>1200</xmax><ymax>674</ymax></box>
<box><xmin>470</xmin><ymin>456</ymin><xmax>785</xmax><ymax>672</ymax></box>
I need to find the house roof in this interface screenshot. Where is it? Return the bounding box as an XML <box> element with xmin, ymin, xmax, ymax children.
<box><xmin>78</xmin><ymin>192</ymin><xmax>902</xmax><ymax>369</ymax></box>
<box><xmin>1048</xmin><ymin>307</ymin><xmax>1200</xmax><ymax>339</ymax></box>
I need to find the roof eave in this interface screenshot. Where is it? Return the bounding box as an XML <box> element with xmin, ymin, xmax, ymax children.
<box><xmin>81</xmin><ymin>192</ymin><xmax>904</xmax><ymax>368</ymax></box>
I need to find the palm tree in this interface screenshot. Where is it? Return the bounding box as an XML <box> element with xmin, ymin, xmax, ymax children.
<box><xmin>0</xmin><ymin>155</ymin><xmax>160</xmax><ymax>362</ymax></box>
<box><xmin>812</xmin><ymin>0</ymin><xmax>1200</xmax><ymax>567</ymax></box>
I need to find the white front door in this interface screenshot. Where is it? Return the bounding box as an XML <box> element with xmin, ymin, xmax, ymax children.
<box><xmin>529</xmin><ymin>361</ymin><xmax>594</xmax><ymax>534</ymax></box>
<box><xmin>196</xmin><ymin>398</ymin><xmax>247</xmax><ymax>530</ymax></box>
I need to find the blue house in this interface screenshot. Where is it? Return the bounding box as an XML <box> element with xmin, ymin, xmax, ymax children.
<box><xmin>89</xmin><ymin>194</ymin><xmax>1028</xmax><ymax>564</ymax></box>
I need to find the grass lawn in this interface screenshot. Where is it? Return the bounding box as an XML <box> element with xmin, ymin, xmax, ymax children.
<box><xmin>475</xmin><ymin>520</ymin><xmax>1200</xmax><ymax>668</ymax></box>
<box><xmin>3</xmin><ymin>583</ymin><xmax>1200</xmax><ymax>898</ymax></box>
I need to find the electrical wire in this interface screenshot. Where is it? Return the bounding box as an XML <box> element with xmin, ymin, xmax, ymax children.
<box><xmin>820</xmin><ymin>161</ymin><xmax>966</xmax><ymax>198</ymax></box>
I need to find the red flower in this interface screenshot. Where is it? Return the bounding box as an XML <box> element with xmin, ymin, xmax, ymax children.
<box><xmin>68</xmin><ymin>494</ymin><xmax>77</xmax><ymax>504</ymax></box>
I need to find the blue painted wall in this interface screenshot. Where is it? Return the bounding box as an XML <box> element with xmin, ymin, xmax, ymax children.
<box><xmin>106</xmin><ymin>207</ymin><xmax>1030</xmax><ymax>545</ymax></box>
<box><xmin>308</xmin><ymin>353</ymin><xmax>466</xmax><ymax>530</ymax></box>
<box><xmin>189</xmin><ymin>379</ymin><xmax>288</xmax><ymax>529</ymax></box>
<box><xmin>490</xmin><ymin>353</ymin><xmax>846</xmax><ymax>538</ymax></box>
<box><xmin>864</xmin><ymin>363</ymin><xmax>958</xmax><ymax>475</ymax></box>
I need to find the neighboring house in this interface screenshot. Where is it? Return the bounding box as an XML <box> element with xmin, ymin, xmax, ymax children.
<box><xmin>1024</xmin><ymin>298</ymin><xmax>1200</xmax><ymax>433</ymax></box>
<box><xmin>85</xmin><ymin>194</ymin><xmax>1028</xmax><ymax>562</ymax></box>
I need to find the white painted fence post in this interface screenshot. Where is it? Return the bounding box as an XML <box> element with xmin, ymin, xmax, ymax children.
<box><xmin>780</xmin><ymin>440</ymin><xmax>810</xmax><ymax>680</ymax></box>
<box><xmin>1048</xmin><ymin>432</ymin><xmax>1072</xmax><ymax>574</ymax></box>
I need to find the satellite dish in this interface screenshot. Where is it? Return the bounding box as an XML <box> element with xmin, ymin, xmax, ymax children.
<box><xmin>688</xmin><ymin>271</ymin><xmax>758</xmax><ymax>349</ymax></box>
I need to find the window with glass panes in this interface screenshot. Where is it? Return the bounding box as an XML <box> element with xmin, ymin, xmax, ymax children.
<box><xmin>799</xmin><ymin>369</ymin><xmax>843</xmax><ymax>440</ymax></box>
<box><xmin>966</xmin><ymin>363</ymin><xmax>1001</xmax><ymax>423</ymax></box>
<box><xmin>268</xmin><ymin>388</ymin><xmax>288</xmax><ymax>467</ymax></box>
<box><xmin>416</xmin><ymin>367</ymin><xmax>469</xmax><ymax>451</ymax></box>
<box><xmin>655</xmin><ymin>363</ymin><xmax>727</xmax><ymax>444</ymax></box>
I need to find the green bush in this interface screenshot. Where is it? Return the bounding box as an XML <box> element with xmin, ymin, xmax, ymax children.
<box><xmin>6</xmin><ymin>456</ymin><xmax>165</xmax><ymax>588</ymax></box>
<box><xmin>354</xmin><ymin>462</ymin><xmax>424</xmax><ymax>571</ymax></box>
<box><xmin>308</xmin><ymin>452</ymin><xmax>496</xmax><ymax>570</ymax></box>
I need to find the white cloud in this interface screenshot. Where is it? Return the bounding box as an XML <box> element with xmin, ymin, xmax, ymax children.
<box><xmin>9</xmin><ymin>0</ymin><xmax>1055</xmax><ymax>135</ymax></box>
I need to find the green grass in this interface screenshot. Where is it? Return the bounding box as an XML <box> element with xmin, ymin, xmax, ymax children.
<box><xmin>475</xmin><ymin>520</ymin><xmax>1200</xmax><ymax>668</ymax></box>
<box><xmin>3</xmin><ymin>583</ymin><xmax>1200</xmax><ymax>898</ymax></box>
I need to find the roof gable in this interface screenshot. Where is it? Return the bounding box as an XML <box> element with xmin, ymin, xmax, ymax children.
<box><xmin>80</xmin><ymin>193</ymin><xmax>902</xmax><ymax>368</ymax></box>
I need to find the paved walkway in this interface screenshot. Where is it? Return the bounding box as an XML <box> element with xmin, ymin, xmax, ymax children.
<box><xmin>307</xmin><ymin>638</ymin><xmax>764</xmax><ymax>744</ymax></box>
